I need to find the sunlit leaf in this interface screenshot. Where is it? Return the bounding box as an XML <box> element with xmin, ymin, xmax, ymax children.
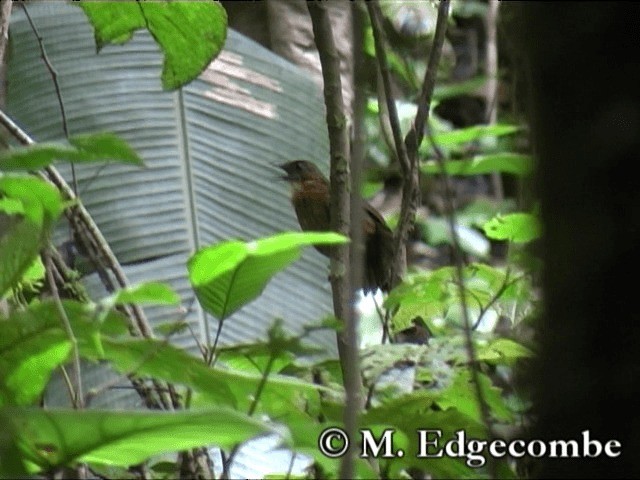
<box><xmin>188</xmin><ymin>232</ymin><xmax>348</xmax><ymax>320</ymax></box>
<box><xmin>483</xmin><ymin>212</ymin><xmax>542</xmax><ymax>243</ymax></box>
<box><xmin>78</xmin><ymin>2</ymin><xmax>227</xmax><ymax>90</ymax></box>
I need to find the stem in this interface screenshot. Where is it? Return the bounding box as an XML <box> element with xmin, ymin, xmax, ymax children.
<box><xmin>45</xmin><ymin>251</ymin><xmax>84</xmax><ymax>408</ymax></box>
<box><xmin>428</xmin><ymin>128</ymin><xmax>497</xmax><ymax>478</ymax></box>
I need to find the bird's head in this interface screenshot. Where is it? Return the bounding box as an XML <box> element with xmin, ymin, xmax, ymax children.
<box><xmin>278</xmin><ymin>160</ymin><xmax>326</xmax><ymax>184</ymax></box>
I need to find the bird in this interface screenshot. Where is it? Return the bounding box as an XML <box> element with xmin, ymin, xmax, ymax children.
<box><xmin>279</xmin><ymin>160</ymin><xmax>394</xmax><ymax>294</ymax></box>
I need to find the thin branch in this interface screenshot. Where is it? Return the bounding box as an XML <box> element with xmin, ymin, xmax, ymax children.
<box><xmin>428</xmin><ymin>127</ymin><xmax>497</xmax><ymax>478</ymax></box>
<box><xmin>473</xmin><ymin>271</ymin><xmax>526</xmax><ymax>331</ymax></box>
<box><xmin>368</xmin><ymin>0</ymin><xmax>450</xmax><ymax>289</ymax></box>
<box><xmin>367</xmin><ymin>1</ymin><xmax>411</xmax><ymax>177</ymax></box>
<box><xmin>222</xmin><ymin>353</ymin><xmax>276</xmax><ymax>479</ymax></box>
<box><xmin>45</xmin><ymin>250</ymin><xmax>84</xmax><ymax>408</ymax></box>
<box><xmin>307</xmin><ymin>3</ymin><xmax>361</xmax><ymax>479</ymax></box>
<box><xmin>206</xmin><ymin>318</ymin><xmax>225</xmax><ymax>366</ymax></box>
<box><xmin>0</xmin><ymin>0</ymin><xmax>12</xmax><ymax>108</ymax></box>
<box><xmin>408</xmin><ymin>1</ymin><xmax>450</xmax><ymax>155</ymax></box>
<box><xmin>0</xmin><ymin>0</ymin><xmax>11</xmax><ymax>70</ymax></box>
<box><xmin>485</xmin><ymin>0</ymin><xmax>503</xmax><ymax>200</ymax></box>
<box><xmin>21</xmin><ymin>4</ymin><xmax>78</xmax><ymax>196</ymax></box>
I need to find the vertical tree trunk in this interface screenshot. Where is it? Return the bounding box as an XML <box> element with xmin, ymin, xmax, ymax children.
<box><xmin>510</xmin><ymin>3</ymin><xmax>640</xmax><ymax>477</ymax></box>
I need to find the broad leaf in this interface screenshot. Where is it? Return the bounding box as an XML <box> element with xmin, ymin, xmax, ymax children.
<box><xmin>188</xmin><ymin>232</ymin><xmax>347</xmax><ymax>320</ymax></box>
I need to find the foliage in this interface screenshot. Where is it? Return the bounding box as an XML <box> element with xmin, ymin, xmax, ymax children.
<box><xmin>77</xmin><ymin>2</ymin><xmax>227</xmax><ymax>90</ymax></box>
<box><xmin>0</xmin><ymin>1</ymin><xmax>538</xmax><ymax>479</ymax></box>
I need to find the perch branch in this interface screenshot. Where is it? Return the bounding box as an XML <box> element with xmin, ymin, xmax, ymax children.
<box><xmin>307</xmin><ymin>3</ymin><xmax>361</xmax><ymax>479</ymax></box>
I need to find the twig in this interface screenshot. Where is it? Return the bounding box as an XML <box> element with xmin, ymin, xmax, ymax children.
<box><xmin>428</xmin><ymin>127</ymin><xmax>497</xmax><ymax>478</ymax></box>
<box><xmin>21</xmin><ymin>4</ymin><xmax>78</xmax><ymax>196</ymax></box>
<box><xmin>306</xmin><ymin>3</ymin><xmax>361</xmax><ymax>479</ymax></box>
<box><xmin>206</xmin><ymin>318</ymin><xmax>225</xmax><ymax>366</ymax></box>
<box><xmin>222</xmin><ymin>353</ymin><xmax>276</xmax><ymax>479</ymax></box>
<box><xmin>367</xmin><ymin>1</ymin><xmax>411</xmax><ymax>177</ymax></box>
<box><xmin>0</xmin><ymin>108</ymin><xmax>180</xmax><ymax>412</ymax></box>
<box><xmin>485</xmin><ymin>0</ymin><xmax>503</xmax><ymax>200</ymax></box>
<box><xmin>0</xmin><ymin>0</ymin><xmax>12</xmax><ymax>107</ymax></box>
<box><xmin>473</xmin><ymin>271</ymin><xmax>526</xmax><ymax>331</ymax></box>
<box><xmin>84</xmin><ymin>315</ymin><xmax>191</xmax><ymax>407</ymax></box>
<box><xmin>0</xmin><ymin>0</ymin><xmax>11</xmax><ymax>69</ymax></box>
<box><xmin>45</xmin><ymin>250</ymin><xmax>84</xmax><ymax>408</ymax></box>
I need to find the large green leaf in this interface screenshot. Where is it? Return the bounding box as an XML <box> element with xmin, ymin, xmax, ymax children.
<box><xmin>483</xmin><ymin>212</ymin><xmax>542</xmax><ymax>243</ymax></box>
<box><xmin>188</xmin><ymin>232</ymin><xmax>347</xmax><ymax>320</ymax></box>
<box><xmin>78</xmin><ymin>2</ymin><xmax>227</xmax><ymax>90</ymax></box>
<box><xmin>0</xmin><ymin>407</ymin><xmax>274</xmax><ymax>475</ymax></box>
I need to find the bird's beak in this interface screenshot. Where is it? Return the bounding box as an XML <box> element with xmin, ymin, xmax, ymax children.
<box><xmin>277</xmin><ymin>163</ymin><xmax>294</xmax><ymax>182</ymax></box>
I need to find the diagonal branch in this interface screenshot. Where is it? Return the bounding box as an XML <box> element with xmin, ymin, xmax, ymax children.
<box><xmin>368</xmin><ymin>0</ymin><xmax>451</xmax><ymax>288</ymax></box>
<box><xmin>428</xmin><ymin>127</ymin><xmax>497</xmax><ymax>478</ymax></box>
<box><xmin>0</xmin><ymin>108</ymin><xmax>177</xmax><ymax>410</ymax></box>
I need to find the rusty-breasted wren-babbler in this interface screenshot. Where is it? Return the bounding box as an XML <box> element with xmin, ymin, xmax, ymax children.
<box><xmin>280</xmin><ymin>160</ymin><xmax>394</xmax><ymax>293</ymax></box>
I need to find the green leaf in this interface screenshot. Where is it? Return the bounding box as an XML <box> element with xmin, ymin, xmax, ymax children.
<box><xmin>0</xmin><ymin>407</ymin><xmax>274</xmax><ymax>474</ymax></box>
<box><xmin>436</xmin><ymin>370</ymin><xmax>512</xmax><ymax>423</ymax></box>
<box><xmin>0</xmin><ymin>175</ymin><xmax>66</xmax><ymax>223</ymax></box>
<box><xmin>362</xmin><ymin>398</ymin><xmax>487</xmax><ymax>479</ymax></box>
<box><xmin>77</xmin><ymin>2</ymin><xmax>228</xmax><ymax>90</ymax></box>
<box><xmin>188</xmin><ymin>232</ymin><xmax>348</xmax><ymax>320</ymax></box>
<box><xmin>216</xmin><ymin>319</ymin><xmax>323</xmax><ymax>375</ymax></box>
<box><xmin>433</xmin><ymin>76</ymin><xmax>487</xmax><ymax>101</ymax></box>
<box><xmin>421</xmin><ymin>153</ymin><xmax>534</xmax><ymax>176</ymax></box>
<box><xmin>483</xmin><ymin>212</ymin><xmax>542</xmax><ymax>243</ymax></box>
<box><xmin>68</xmin><ymin>132</ymin><xmax>144</xmax><ymax>166</ymax></box>
<box><xmin>0</xmin><ymin>300</ymin><xmax>129</xmax><ymax>406</ymax></box>
<box><xmin>426</xmin><ymin>124</ymin><xmax>521</xmax><ymax>149</ymax></box>
<box><xmin>0</xmin><ymin>133</ymin><xmax>143</xmax><ymax>170</ymax></box>
<box><xmin>386</xmin><ymin>264</ymin><xmax>519</xmax><ymax>334</ymax></box>
<box><xmin>0</xmin><ymin>175</ymin><xmax>66</xmax><ymax>297</ymax></box>
<box><xmin>76</xmin><ymin>334</ymin><xmax>327</xmax><ymax>416</ymax></box>
<box><xmin>0</xmin><ymin>217</ymin><xmax>43</xmax><ymax>299</ymax></box>
<box><xmin>476</xmin><ymin>338</ymin><xmax>534</xmax><ymax>366</ymax></box>
<box><xmin>0</xmin><ymin>144</ymin><xmax>78</xmax><ymax>171</ymax></box>
<box><xmin>105</xmin><ymin>281</ymin><xmax>181</xmax><ymax>306</ymax></box>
